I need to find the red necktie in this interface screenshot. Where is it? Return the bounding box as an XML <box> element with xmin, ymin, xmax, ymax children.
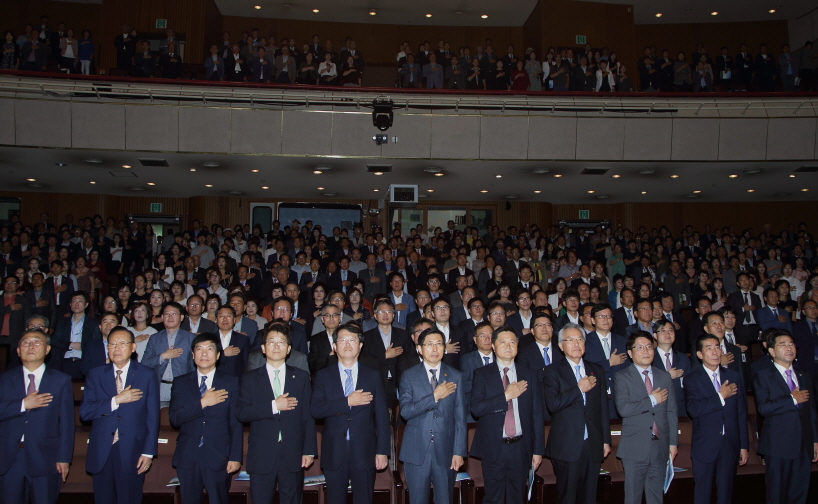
<box><xmin>502</xmin><ymin>367</ymin><xmax>517</xmax><ymax>438</ymax></box>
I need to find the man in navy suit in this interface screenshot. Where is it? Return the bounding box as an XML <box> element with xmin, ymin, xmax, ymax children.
<box><xmin>363</xmin><ymin>298</ymin><xmax>411</xmax><ymax>400</ymax></box>
<box><xmin>507</xmin><ymin>288</ymin><xmax>536</xmax><ymax>337</ymax></box>
<box><xmin>51</xmin><ymin>291</ymin><xmax>99</xmax><ymax>379</ymax></box>
<box><xmin>388</xmin><ymin>273</ymin><xmax>417</xmax><ymax>329</ymax></box>
<box><xmin>696</xmin><ymin>311</ymin><xmax>746</xmax><ymax>391</ymax></box>
<box><xmin>0</xmin><ymin>329</ymin><xmax>73</xmax><ymax>503</ymax></box>
<box><xmin>792</xmin><ymin>300</ymin><xmax>818</xmax><ymax>382</ymax></box>
<box><xmin>81</xmin><ymin>313</ymin><xmax>119</xmax><ymax>376</ymax></box>
<box><xmin>459</xmin><ymin>322</ymin><xmax>495</xmax><ymax>422</ymax></box>
<box><xmin>141</xmin><ymin>302</ymin><xmax>195</xmax><ymax>407</ymax></box>
<box><xmin>685</xmin><ymin>334</ymin><xmax>748</xmax><ymax>504</ymax></box>
<box><xmin>612</xmin><ymin>289</ymin><xmax>636</xmax><ymax>335</ymax></box>
<box><xmin>236</xmin><ymin>322</ymin><xmax>316</xmax><ymax>504</ymax></box>
<box><xmin>398</xmin><ymin>327</ymin><xmax>466</xmax><ymax>504</ymax></box>
<box><xmin>80</xmin><ymin>326</ymin><xmax>160</xmax><ymax>504</ymax></box>
<box><xmin>431</xmin><ymin>297</ymin><xmax>468</xmax><ymax>370</ymax></box>
<box><xmin>311</xmin><ymin>323</ymin><xmax>390</xmax><ymax>504</ymax></box>
<box><xmin>584</xmin><ymin>303</ymin><xmax>629</xmax><ymax>418</ymax></box>
<box><xmin>653</xmin><ymin>319</ymin><xmax>691</xmax><ymax>416</ymax></box>
<box><xmin>470</xmin><ymin>325</ymin><xmax>544</xmax><ymax>504</ymax></box>
<box><xmin>169</xmin><ymin>332</ymin><xmax>243</xmax><ymax>504</ymax></box>
<box><xmin>516</xmin><ymin>311</ymin><xmax>563</xmax><ymax>420</ymax></box>
<box><xmin>725</xmin><ymin>272</ymin><xmax>761</xmax><ymax>345</ymax></box>
<box><xmin>45</xmin><ymin>261</ymin><xmax>74</xmax><ymax>319</ymax></box>
<box><xmin>227</xmin><ymin>293</ymin><xmax>258</xmax><ymax>337</ymax></box>
<box><xmin>753</xmin><ymin>330</ymin><xmax>818</xmax><ymax>504</ymax></box>
<box><xmin>757</xmin><ymin>288</ymin><xmax>794</xmax><ymax>333</ymax></box>
<box><xmin>543</xmin><ymin>323</ymin><xmax>611</xmax><ymax>504</ymax></box>
<box><xmin>214</xmin><ymin>306</ymin><xmax>250</xmax><ymax>377</ymax></box>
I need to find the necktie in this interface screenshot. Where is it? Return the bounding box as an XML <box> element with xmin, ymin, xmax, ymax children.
<box><xmin>627</xmin><ymin>309</ymin><xmax>634</xmax><ymax>325</ymax></box>
<box><xmin>273</xmin><ymin>370</ymin><xmax>282</xmax><ymax>441</ymax></box>
<box><xmin>643</xmin><ymin>370</ymin><xmax>659</xmax><ymax>438</ymax></box>
<box><xmin>344</xmin><ymin>369</ymin><xmax>353</xmax><ymax>440</ymax></box>
<box><xmin>53</xmin><ymin>277</ymin><xmax>59</xmax><ymax>305</ymax></box>
<box><xmin>743</xmin><ymin>293</ymin><xmax>751</xmax><ymax>323</ymax></box>
<box><xmin>725</xmin><ymin>332</ymin><xmax>734</xmax><ymax>345</ymax></box>
<box><xmin>602</xmin><ymin>338</ymin><xmax>611</xmax><ymax>360</ymax></box>
<box><xmin>543</xmin><ymin>347</ymin><xmax>551</xmax><ymax>366</ymax></box>
<box><xmin>26</xmin><ymin>374</ymin><xmax>35</xmax><ymax>410</ymax></box>
<box><xmin>664</xmin><ymin>353</ymin><xmax>672</xmax><ymax>372</ymax></box>
<box><xmin>199</xmin><ymin>375</ymin><xmax>207</xmax><ymax>396</ymax></box>
<box><xmin>502</xmin><ymin>368</ymin><xmax>517</xmax><ymax>438</ymax></box>
<box><xmin>666</xmin><ymin>312</ymin><xmax>673</xmax><ymax>323</ymax></box>
<box><xmin>574</xmin><ymin>365</ymin><xmax>588</xmax><ymax>439</ymax></box>
<box><xmin>772</xmin><ymin>307</ymin><xmax>778</xmax><ymax>318</ymax></box>
<box><xmin>712</xmin><ymin>372</ymin><xmax>721</xmax><ymax>393</ymax></box>
<box><xmin>430</xmin><ymin>368</ymin><xmax>438</xmax><ymax>390</ymax></box>
<box><xmin>483</xmin><ymin>356</ymin><xmax>491</xmax><ymax>366</ymax></box>
<box><xmin>113</xmin><ymin>370</ymin><xmax>123</xmax><ymax>444</ymax></box>
<box><xmin>785</xmin><ymin>369</ymin><xmax>796</xmax><ymax>392</ymax></box>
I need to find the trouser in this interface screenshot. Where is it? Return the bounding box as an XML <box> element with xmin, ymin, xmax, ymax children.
<box><xmin>61</xmin><ymin>57</ymin><xmax>75</xmax><ymax>73</ymax></box>
<box><xmin>765</xmin><ymin>446</ymin><xmax>811</xmax><ymax>504</ymax></box>
<box><xmin>0</xmin><ymin>444</ymin><xmax>62</xmax><ymax>504</ymax></box>
<box><xmin>92</xmin><ymin>441</ymin><xmax>145</xmax><ymax>504</ymax></box>
<box><xmin>692</xmin><ymin>435</ymin><xmax>738</xmax><ymax>504</ymax></box>
<box><xmin>403</xmin><ymin>447</ymin><xmax>456</xmax><ymax>504</ymax></box>
<box><xmin>323</xmin><ymin>440</ymin><xmax>376</xmax><ymax>504</ymax></box>
<box><xmin>177</xmin><ymin>458</ymin><xmax>232</xmax><ymax>504</ymax></box>
<box><xmin>781</xmin><ymin>74</ymin><xmax>796</xmax><ymax>92</ymax></box>
<box><xmin>249</xmin><ymin>467</ymin><xmax>303</xmax><ymax>504</ymax></box>
<box><xmin>275</xmin><ymin>73</ymin><xmax>291</xmax><ymax>84</ymax></box>
<box><xmin>621</xmin><ymin>440</ymin><xmax>665</xmax><ymax>504</ymax></box>
<box><xmin>550</xmin><ymin>440</ymin><xmax>600</xmax><ymax>504</ymax></box>
<box><xmin>80</xmin><ymin>59</ymin><xmax>91</xmax><ymax>75</ymax></box>
<box><xmin>481</xmin><ymin>439</ymin><xmax>527</xmax><ymax>504</ymax></box>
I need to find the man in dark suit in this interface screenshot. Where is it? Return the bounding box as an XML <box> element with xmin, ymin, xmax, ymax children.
<box><xmin>214</xmin><ymin>306</ymin><xmax>250</xmax><ymax>377</ymax></box>
<box><xmin>358</xmin><ymin>254</ymin><xmax>387</xmax><ymax>303</ymax></box>
<box><xmin>553</xmin><ymin>289</ymin><xmax>581</xmax><ymax>333</ymax></box>
<box><xmin>726</xmin><ymin>272</ymin><xmax>761</xmax><ymax>345</ymax></box>
<box><xmin>255</xmin><ymin>297</ymin><xmax>308</xmax><ymax>356</ymax></box>
<box><xmin>237</xmin><ymin>322</ymin><xmax>316</xmax><ymax>504</ymax></box>
<box><xmin>398</xmin><ymin>327</ymin><xmax>467</xmax><ymax>504</ymax></box>
<box><xmin>114</xmin><ymin>25</ymin><xmax>136</xmax><ymax>71</ymax></box>
<box><xmin>141</xmin><ymin>302</ymin><xmax>196</xmax><ymax>407</ymax></box>
<box><xmin>612</xmin><ymin>288</ymin><xmax>636</xmax><ymax>335</ymax></box>
<box><xmin>80</xmin><ymin>327</ymin><xmax>160</xmax><ymax>504</ymax></box>
<box><xmin>51</xmin><ymin>291</ymin><xmax>99</xmax><ymax>379</ymax></box>
<box><xmin>298</xmin><ymin>258</ymin><xmax>327</xmax><ymax>294</ymax></box>
<box><xmin>543</xmin><ymin>323</ymin><xmax>611</xmax><ymax>504</ymax></box>
<box><xmin>753</xmin><ymin>330</ymin><xmax>818</xmax><ymax>504</ymax></box>
<box><xmin>757</xmin><ymin>287</ymin><xmax>794</xmax><ymax>333</ymax></box>
<box><xmin>396</xmin><ymin>318</ymin><xmax>432</xmax><ymax>381</ymax></box>
<box><xmin>0</xmin><ymin>329</ymin><xmax>73</xmax><ymax>503</ymax></box>
<box><xmin>516</xmin><ymin>311</ymin><xmax>563</xmax><ymax>421</ymax></box>
<box><xmin>388</xmin><ymin>273</ymin><xmax>417</xmax><ymax>329</ymax></box>
<box><xmin>614</xmin><ymin>331</ymin><xmax>678</xmax><ymax>504</ymax></box>
<box><xmin>431</xmin><ymin>297</ymin><xmax>468</xmax><ymax>370</ymax></box>
<box><xmin>686</xmin><ymin>334</ymin><xmax>749</xmax><ymax>504</ymax></box>
<box><xmin>80</xmin><ymin>313</ymin><xmax>119</xmax><ymax>377</ymax></box>
<box><xmin>45</xmin><ymin>261</ymin><xmax>74</xmax><ymax>319</ymax></box>
<box><xmin>400</xmin><ymin>53</ymin><xmax>422</xmax><ymax>88</ymax></box>
<box><xmin>792</xmin><ymin>300</ymin><xmax>818</xmax><ymax>382</ymax></box>
<box><xmin>328</xmin><ymin>257</ymin><xmax>357</xmax><ymax>294</ymax></box>
<box><xmin>180</xmin><ymin>295</ymin><xmax>218</xmax><ymax>335</ymax></box>
<box><xmin>1</xmin><ymin>275</ymin><xmax>30</xmax><ymax>369</ymax></box>
<box><xmin>653</xmin><ymin>319</ymin><xmax>691</xmax><ymax>416</ymax></box>
<box><xmin>686</xmin><ymin>297</ymin><xmax>713</xmax><ymax>353</ymax></box>
<box><xmin>364</xmin><ymin>298</ymin><xmax>410</xmax><ymax>400</ymax></box>
<box><xmin>470</xmin><ymin>326</ymin><xmax>544</xmax><ymax>504</ymax></box>
<box><xmin>311</xmin><ymin>323</ymin><xmax>390</xmax><ymax>504</ymax></box>
<box><xmin>169</xmin><ymin>332</ymin><xmax>243</xmax><ymax>504</ymax></box>
<box><xmin>23</xmin><ymin>272</ymin><xmax>54</xmax><ymax>329</ymax></box>
<box><xmin>459</xmin><ymin>322</ymin><xmax>494</xmax><ymax>422</ymax></box>
<box><xmin>625</xmin><ymin>298</ymin><xmax>656</xmax><ymax>336</ymax></box>
<box><xmin>585</xmin><ymin>304</ymin><xmax>629</xmax><ymax>418</ymax></box>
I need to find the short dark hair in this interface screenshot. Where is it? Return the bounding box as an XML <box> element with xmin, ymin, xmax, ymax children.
<box><xmin>417</xmin><ymin>327</ymin><xmax>444</xmax><ymax>346</ymax></box>
<box><xmin>625</xmin><ymin>330</ymin><xmax>653</xmax><ymax>351</ymax></box>
<box><xmin>410</xmin><ymin>317</ymin><xmax>435</xmax><ymax>334</ymax></box>
<box><xmin>191</xmin><ymin>332</ymin><xmax>223</xmax><ymax>354</ymax></box>
<box><xmin>107</xmin><ymin>326</ymin><xmax>133</xmax><ymax>342</ymax></box>
<box><xmin>335</xmin><ymin>322</ymin><xmax>364</xmax><ymax>343</ymax></box>
<box><xmin>491</xmin><ymin>325</ymin><xmax>518</xmax><ymax>344</ymax></box>
<box><xmin>764</xmin><ymin>328</ymin><xmax>792</xmax><ymax>348</ymax></box>
<box><xmin>563</xmin><ymin>289</ymin><xmax>580</xmax><ymax>302</ymax></box>
<box><xmin>702</xmin><ymin>310</ymin><xmax>723</xmax><ymax>327</ymax></box>
<box><xmin>591</xmin><ymin>303</ymin><xmax>613</xmax><ymax>317</ymax></box>
<box><xmin>264</xmin><ymin>322</ymin><xmax>291</xmax><ymax>345</ymax></box>
<box><xmin>696</xmin><ymin>333</ymin><xmax>720</xmax><ymax>352</ymax></box>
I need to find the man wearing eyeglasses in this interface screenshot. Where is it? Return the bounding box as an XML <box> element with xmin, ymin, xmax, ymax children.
<box><xmin>653</xmin><ymin>319</ymin><xmax>690</xmax><ymax>417</ymax></box>
<box><xmin>237</xmin><ymin>323</ymin><xmax>316</xmax><ymax>504</ymax></box>
<box><xmin>308</xmin><ymin>303</ymin><xmax>344</xmax><ymax>373</ymax></box>
<box><xmin>363</xmin><ymin>299</ymin><xmax>410</xmax><ymax>399</ymax></box>
<box><xmin>311</xmin><ymin>323</ymin><xmax>390</xmax><ymax>504</ymax></box>
<box><xmin>431</xmin><ymin>297</ymin><xmax>467</xmax><ymax>370</ymax></box>
<box><xmin>613</xmin><ymin>331</ymin><xmax>678</xmax><ymax>504</ymax></box>
<box><xmin>543</xmin><ymin>323</ymin><xmax>610</xmax><ymax>504</ymax></box>
<box><xmin>215</xmin><ymin>306</ymin><xmax>250</xmax><ymax>377</ymax></box>
<box><xmin>180</xmin><ymin>295</ymin><xmax>217</xmax><ymax>335</ymax></box>
<box><xmin>584</xmin><ymin>303</ymin><xmax>629</xmax><ymax>419</ymax></box>
<box><xmin>142</xmin><ymin>302</ymin><xmax>195</xmax><ymax>408</ymax></box>
<box><xmin>0</xmin><ymin>329</ymin><xmax>73</xmax><ymax>503</ymax></box>
<box><xmin>508</xmin><ymin>288</ymin><xmax>536</xmax><ymax>339</ymax></box>
<box><xmin>1</xmin><ymin>275</ymin><xmax>30</xmax><ymax>369</ymax></box>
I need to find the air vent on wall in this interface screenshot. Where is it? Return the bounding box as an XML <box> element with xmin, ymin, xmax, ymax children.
<box><xmin>367</xmin><ymin>165</ymin><xmax>393</xmax><ymax>173</ymax></box>
<box><xmin>581</xmin><ymin>168</ymin><xmax>610</xmax><ymax>175</ymax></box>
<box><xmin>794</xmin><ymin>165</ymin><xmax>818</xmax><ymax>172</ymax></box>
<box><xmin>109</xmin><ymin>170</ymin><xmax>138</xmax><ymax>177</ymax></box>
<box><xmin>138</xmin><ymin>158</ymin><xmax>169</xmax><ymax>167</ymax></box>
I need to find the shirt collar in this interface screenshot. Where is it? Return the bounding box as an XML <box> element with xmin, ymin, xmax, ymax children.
<box><xmin>22</xmin><ymin>362</ymin><xmax>46</xmax><ymax>381</ymax></box>
<box><xmin>114</xmin><ymin>358</ymin><xmax>131</xmax><ymax>376</ymax></box>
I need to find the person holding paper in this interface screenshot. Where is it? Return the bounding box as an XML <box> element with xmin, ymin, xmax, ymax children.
<box><xmin>543</xmin><ymin>323</ymin><xmax>611</xmax><ymax>504</ymax></box>
<box><xmin>685</xmin><ymin>334</ymin><xmax>748</xmax><ymax>504</ymax></box>
<box><xmin>613</xmin><ymin>331</ymin><xmax>678</xmax><ymax>504</ymax></box>
<box><xmin>398</xmin><ymin>327</ymin><xmax>466</xmax><ymax>504</ymax></box>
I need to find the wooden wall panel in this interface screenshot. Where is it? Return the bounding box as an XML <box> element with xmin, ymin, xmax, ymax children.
<box><xmin>221</xmin><ymin>16</ymin><xmax>524</xmax><ymax>65</ymax></box>
<box><xmin>0</xmin><ymin>0</ymin><xmax>101</xmax><ymax>39</ymax></box>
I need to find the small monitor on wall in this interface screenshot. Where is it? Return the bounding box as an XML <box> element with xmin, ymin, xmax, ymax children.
<box><xmin>389</xmin><ymin>185</ymin><xmax>418</xmax><ymax>208</ymax></box>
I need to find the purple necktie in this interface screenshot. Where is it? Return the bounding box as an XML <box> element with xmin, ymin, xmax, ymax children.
<box><xmin>643</xmin><ymin>370</ymin><xmax>659</xmax><ymax>438</ymax></box>
<box><xmin>785</xmin><ymin>369</ymin><xmax>796</xmax><ymax>392</ymax></box>
<box><xmin>664</xmin><ymin>353</ymin><xmax>672</xmax><ymax>372</ymax></box>
<box><xmin>502</xmin><ymin>368</ymin><xmax>517</xmax><ymax>438</ymax></box>
<box><xmin>27</xmin><ymin>374</ymin><xmax>36</xmax><ymax>395</ymax></box>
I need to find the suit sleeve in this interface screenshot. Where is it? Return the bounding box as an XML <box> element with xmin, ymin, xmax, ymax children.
<box><xmin>453</xmin><ymin>373</ymin><xmax>467</xmax><ymax>457</ymax></box>
<box><xmin>142</xmin><ymin>371</ymin><xmax>160</xmax><ymax>457</ymax></box>
<box><xmin>58</xmin><ymin>375</ymin><xmax>75</xmax><ymax>463</ymax></box>
<box><xmin>140</xmin><ymin>336</ymin><xmax>161</xmax><ymax>370</ymax></box>
<box><xmin>309</xmin><ymin>370</ymin><xmax>350</xmax><ymax>419</ymax></box>
<box><xmin>684</xmin><ymin>373</ymin><xmax>723</xmax><ymax>418</ymax></box>
<box><xmin>753</xmin><ymin>370</ymin><xmax>798</xmax><ymax>418</ymax></box>
<box><xmin>470</xmin><ymin>369</ymin><xmax>508</xmax><ymax>419</ymax></box>
<box><xmin>612</xmin><ymin>370</ymin><xmax>654</xmax><ymax>419</ymax></box>
<box><xmin>542</xmin><ymin>366</ymin><xmax>584</xmax><ymax>415</ymax></box>
<box><xmin>79</xmin><ymin>370</ymin><xmax>114</xmax><ymax>421</ymax></box>
<box><xmin>530</xmin><ymin>371</ymin><xmax>545</xmax><ymax>456</ymax></box>
<box><xmin>228</xmin><ymin>377</ymin><xmax>243</xmax><ymax>462</ymax></box>
<box><xmin>372</xmin><ymin>370</ymin><xmax>392</xmax><ymax>456</ymax></box>
<box><xmin>665</xmin><ymin>374</ymin><xmax>678</xmax><ymax>445</ymax></box>
<box><xmin>168</xmin><ymin>379</ymin><xmax>203</xmax><ymax>428</ymax></box>
<box><xmin>300</xmin><ymin>376</ymin><xmax>317</xmax><ymax>456</ymax></box>
<box><xmin>735</xmin><ymin>375</ymin><xmax>749</xmax><ymax>451</ymax></box>
<box><xmin>236</xmin><ymin>372</ymin><xmax>273</xmax><ymax>423</ymax></box>
<box><xmin>398</xmin><ymin>369</ymin><xmax>438</xmax><ymax>421</ymax></box>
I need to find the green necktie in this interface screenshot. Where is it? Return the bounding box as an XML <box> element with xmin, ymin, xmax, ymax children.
<box><xmin>273</xmin><ymin>369</ymin><xmax>282</xmax><ymax>442</ymax></box>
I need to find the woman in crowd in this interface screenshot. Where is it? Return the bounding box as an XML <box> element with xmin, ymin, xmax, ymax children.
<box><xmin>129</xmin><ymin>302</ymin><xmax>157</xmax><ymax>361</ymax></box>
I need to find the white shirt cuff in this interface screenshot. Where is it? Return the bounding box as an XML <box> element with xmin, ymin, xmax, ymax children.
<box><xmin>111</xmin><ymin>397</ymin><xmax>119</xmax><ymax>411</ymax></box>
<box><xmin>141</xmin><ymin>454</ymin><xmax>154</xmax><ymax>459</ymax></box>
<box><xmin>271</xmin><ymin>400</ymin><xmax>279</xmax><ymax>415</ymax></box>
<box><xmin>21</xmin><ymin>399</ymin><xmax>26</xmax><ymax>413</ymax></box>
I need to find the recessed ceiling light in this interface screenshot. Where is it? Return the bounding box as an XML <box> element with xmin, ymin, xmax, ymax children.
<box><xmin>374</xmin><ymin>172</ymin><xmax>384</xmax><ymax>176</ymax></box>
<box><xmin>426</xmin><ymin>189</ymin><xmax>434</xmax><ymax>193</ymax></box>
<box><xmin>789</xmin><ymin>174</ymin><xmax>796</xmax><ymax>178</ymax></box>
<box><xmin>189</xmin><ymin>168</ymin><xmax>197</xmax><ymax>172</ymax></box>
<box><xmin>228</xmin><ymin>191</ymin><xmax>243</xmax><ymax>195</ymax></box>
<box><xmin>424</xmin><ymin>166</ymin><xmax>443</xmax><ymax>173</ymax></box>
<box><xmin>434</xmin><ymin>173</ymin><xmax>444</xmax><ymax>177</ymax></box>
<box><xmin>55</xmin><ymin>163</ymin><xmax>67</xmax><ymax>167</ymax></box>
<box><xmin>711</xmin><ymin>11</ymin><xmax>718</xmax><ymax>16</ymax></box>
<box><xmin>254</xmin><ymin>5</ymin><xmax>261</xmax><ymax>9</ymax></box>
<box><xmin>638</xmin><ymin>168</ymin><xmax>655</xmax><ymax>175</ymax></box>
<box><xmin>655</xmin><ymin>13</ymin><xmax>662</xmax><ymax>17</ymax></box>
<box><xmin>89</xmin><ymin>181</ymin><xmax>96</xmax><ymax>184</ymax></box>
<box><xmin>746</xmin><ymin>189</ymin><xmax>755</xmax><ymax>192</ymax></box>
<box><xmin>495</xmin><ymin>175</ymin><xmax>502</xmax><ymax>178</ymax></box>
<box><xmin>204</xmin><ymin>184</ymin><xmax>213</xmax><ymax>188</ymax></box>
<box><xmin>455</xmin><ymin>10</ymin><xmax>464</xmax><ymax>15</ymax></box>
<box><xmin>147</xmin><ymin>182</ymin><xmax>156</xmax><ymax>186</ymax></box>
<box><xmin>369</xmin><ymin>8</ymin><xmax>377</xmax><ymax>15</ymax></box>
<box><xmin>611</xmin><ymin>174</ymin><xmax>621</xmax><ymax>178</ymax></box>
<box><xmin>85</xmin><ymin>157</ymin><xmax>103</xmax><ymax>164</ymax></box>
<box><xmin>129</xmin><ymin>187</ymin><xmax>144</xmax><ymax>191</ymax></box>
<box><xmin>317</xmin><ymin>186</ymin><xmax>325</xmax><ymax>190</ymax></box>
<box><xmin>531</xmin><ymin>168</ymin><xmax>550</xmax><ymax>174</ymax></box>
<box><xmin>641</xmin><ymin>191</ymin><xmax>647</xmax><ymax>194</ymax></box>
<box><xmin>261</xmin><ymin>186</ymin><xmax>269</xmax><ymax>189</ymax></box>
<box><xmin>26</xmin><ymin>178</ymin><xmax>35</xmax><ymax>181</ymax></box>
<box><xmin>122</xmin><ymin>165</ymin><xmax>131</xmax><ymax>169</ymax></box>
<box><xmin>769</xmin><ymin>9</ymin><xmax>776</xmax><ymax>13</ymax></box>
<box><xmin>554</xmin><ymin>174</ymin><xmax>562</xmax><ymax>178</ymax></box>
<box><xmin>313</xmin><ymin>170</ymin><xmax>323</xmax><ymax>174</ymax></box>
<box><xmin>481</xmin><ymin>14</ymin><xmax>488</xmax><ymax>19</ymax></box>
<box><xmin>587</xmin><ymin>190</ymin><xmax>595</xmax><ymax>194</ymax></box>
<box><xmin>728</xmin><ymin>174</ymin><xmax>738</xmax><ymax>178</ymax></box>
<box><xmin>323</xmin><ymin>192</ymin><xmax>337</xmax><ymax>197</ymax></box>
<box><xmin>312</xmin><ymin>8</ymin><xmax>319</xmax><ymax>13</ymax></box>
<box><xmin>250</xmin><ymin>169</ymin><xmax>260</xmax><ymax>173</ymax></box>
<box><xmin>28</xmin><ymin>183</ymin><xmax>44</xmax><ymax>188</ymax></box>
<box><xmin>802</xmin><ymin>188</ymin><xmax>810</xmax><ymax>192</ymax></box>
<box><xmin>595</xmin><ymin>194</ymin><xmax>610</xmax><ymax>199</ymax></box>
<box><xmin>425</xmin><ymin>13</ymin><xmax>432</xmax><ymax>18</ymax></box>
<box><xmin>534</xmin><ymin>190</ymin><xmax>542</xmax><ymax>194</ymax></box>
<box><xmin>743</xmin><ymin>168</ymin><xmax>762</xmax><ymax>174</ymax></box>
<box><xmin>373</xmin><ymin>189</ymin><xmax>379</xmax><ymax>192</ymax></box>
<box><xmin>693</xmin><ymin>190</ymin><xmax>702</xmax><ymax>193</ymax></box>
<box><xmin>670</xmin><ymin>174</ymin><xmax>679</xmax><ymax>178</ymax></box>
<box><xmin>480</xmin><ymin>190</ymin><xmax>489</xmax><ymax>193</ymax></box>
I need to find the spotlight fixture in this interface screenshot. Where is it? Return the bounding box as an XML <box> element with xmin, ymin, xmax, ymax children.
<box><xmin>425</xmin><ymin>14</ymin><xmax>432</xmax><ymax>18</ymax></box>
<box><xmin>641</xmin><ymin>191</ymin><xmax>647</xmax><ymax>194</ymax></box>
<box><xmin>802</xmin><ymin>188</ymin><xmax>810</xmax><ymax>192</ymax></box>
<box><xmin>55</xmin><ymin>163</ymin><xmax>67</xmax><ymax>167</ymax></box>
<box><xmin>426</xmin><ymin>189</ymin><xmax>435</xmax><ymax>193</ymax></box>
<box><xmin>261</xmin><ymin>186</ymin><xmax>269</xmax><ymax>189</ymax></box>
<box><xmin>746</xmin><ymin>189</ymin><xmax>755</xmax><ymax>192</ymax></box>
<box><xmin>254</xmin><ymin>5</ymin><xmax>261</xmax><ymax>9</ymax></box>
<box><xmin>728</xmin><ymin>174</ymin><xmax>738</xmax><ymax>178</ymax></box>
<box><xmin>789</xmin><ymin>174</ymin><xmax>796</xmax><ymax>178</ymax></box>
<box><xmin>495</xmin><ymin>175</ymin><xmax>502</xmax><ymax>178</ymax></box>
<box><xmin>369</xmin><ymin>8</ymin><xmax>377</xmax><ymax>15</ymax></box>
<box><xmin>317</xmin><ymin>186</ymin><xmax>325</xmax><ymax>190</ymax></box>
<box><xmin>122</xmin><ymin>164</ymin><xmax>132</xmax><ymax>169</ymax></box>
<box><xmin>204</xmin><ymin>184</ymin><xmax>213</xmax><ymax>187</ymax></box>
<box><xmin>481</xmin><ymin>14</ymin><xmax>488</xmax><ymax>19</ymax></box>
<box><xmin>89</xmin><ymin>181</ymin><xmax>96</xmax><ymax>184</ymax></box>
<box><xmin>693</xmin><ymin>190</ymin><xmax>702</xmax><ymax>193</ymax></box>
<box><xmin>373</xmin><ymin>189</ymin><xmax>379</xmax><ymax>192</ymax></box>
<box><xmin>374</xmin><ymin>172</ymin><xmax>384</xmax><ymax>176</ymax></box>
<box><xmin>434</xmin><ymin>173</ymin><xmax>444</xmax><ymax>177</ymax></box>
<box><xmin>768</xmin><ymin>9</ymin><xmax>776</xmax><ymax>13</ymax></box>
<box><xmin>711</xmin><ymin>11</ymin><xmax>718</xmax><ymax>16</ymax></box>
<box><xmin>587</xmin><ymin>190</ymin><xmax>595</xmax><ymax>194</ymax></box>
<box><xmin>312</xmin><ymin>8</ymin><xmax>319</xmax><ymax>13</ymax></box>
<box><xmin>251</xmin><ymin>169</ymin><xmax>260</xmax><ymax>173</ymax></box>
<box><xmin>655</xmin><ymin>13</ymin><xmax>662</xmax><ymax>17</ymax></box>
<box><xmin>553</xmin><ymin>174</ymin><xmax>562</xmax><ymax>178</ymax></box>
<box><xmin>534</xmin><ymin>190</ymin><xmax>542</xmax><ymax>193</ymax></box>
<box><xmin>670</xmin><ymin>174</ymin><xmax>679</xmax><ymax>178</ymax></box>
<box><xmin>313</xmin><ymin>165</ymin><xmax>332</xmax><ymax>174</ymax></box>
<box><xmin>26</xmin><ymin>178</ymin><xmax>36</xmax><ymax>182</ymax></box>
<box><xmin>480</xmin><ymin>190</ymin><xmax>489</xmax><ymax>193</ymax></box>
<box><xmin>611</xmin><ymin>174</ymin><xmax>621</xmax><ymax>178</ymax></box>
<box><xmin>189</xmin><ymin>168</ymin><xmax>197</xmax><ymax>172</ymax></box>
<box><xmin>372</xmin><ymin>97</ymin><xmax>394</xmax><ymax>131</ymax></box>
<box><xmin>147</xmin><ymin>182</ymin><xmax>156</xmax><ymax>186</ymax></box>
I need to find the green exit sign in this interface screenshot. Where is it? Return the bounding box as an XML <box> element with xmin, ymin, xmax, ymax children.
<box><xmin>150</xmin><ymin>203</ymin><xmax>162</xmax><ymax>213</ymax></box>
<box><xmin>156</xmin><ymin>19</ymin><xmax>167</xmax><ymax>29</ymax></box>
<box><xmin>576</xmin><ymin>35</ymin><xmax>586</xmax><ymax>45</ymax></box>
<box><xmin>578</xmin><ymin>209</ymin><xmax>589</xmax><ymax>219</ymax></box>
